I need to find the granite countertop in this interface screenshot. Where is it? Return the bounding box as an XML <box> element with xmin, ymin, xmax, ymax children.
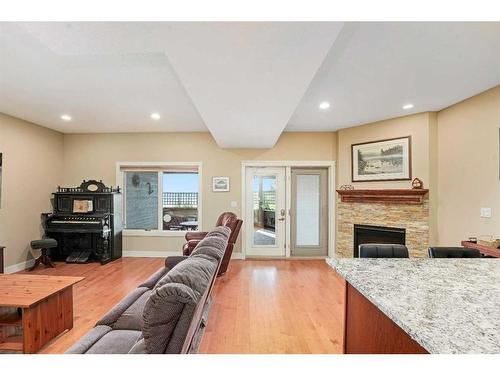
<box><xmin>326</xmin><ymin>257</ymin><xmax>500</xmax><ymax>354</ymax></box>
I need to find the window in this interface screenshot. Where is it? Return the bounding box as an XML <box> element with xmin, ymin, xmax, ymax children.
<box><xmin>162</xmin><ymin>172</ymin><xmax>199</xmax><ymax>231</ymax></box>
<box><xmin>120</xmin><ymin>163</ymin><xmax>201</xmax><ymax>234</ymax></box>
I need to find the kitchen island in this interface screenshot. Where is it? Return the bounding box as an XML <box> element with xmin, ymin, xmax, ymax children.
<box><xmin>327</xmin><ymin>258</ymin><xmax>500</xmax><ymax>354</ymax></box>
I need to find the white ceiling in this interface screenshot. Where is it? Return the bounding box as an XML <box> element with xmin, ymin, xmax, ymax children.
<box><xmin>288</xmin><ymin>22</ymin><xmax>500</xmax><ymax>131</ymax></box>
<box><xmin>1</xmin><ymin>22</ymin><xmax>499</xmax><ymax>148</ymax></box>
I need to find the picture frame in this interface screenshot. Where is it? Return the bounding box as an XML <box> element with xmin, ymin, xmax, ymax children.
<box><xmin>351</xmin><ymin>136</ymin><xmax>411</xmax><ymax>182</ymax></box>
<box><xmin>213</xmin><ymin>176</ymin><xmax>230</xmax><ymax>192</ymax></box>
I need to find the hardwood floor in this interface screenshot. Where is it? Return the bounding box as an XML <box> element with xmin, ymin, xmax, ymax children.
<box><xmin>200</xmin><ymin>260</ymin><xmax>345</xmax><ymax>354</ymax></box>
<box><xmin>17</xmin><ymin>258</ymin><xmax>164</xmax><ymax>354</ymax></box>
<box><xmin>16</xmin><ymin>258</ymin><xmax>345</xmax><ymax>354</ymax></box>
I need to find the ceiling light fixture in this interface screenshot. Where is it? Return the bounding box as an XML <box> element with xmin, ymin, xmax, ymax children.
<box><xmin>150</xmin><ymin>112</ymin><xmax>161</xmax><ymax>120</ymax></box>
<box><xmin>402</xmin><ymin>104</ymin><xmax>414</xmax><ymax>110</ymax></box>
<box><xmin>319</xmin><ymin>101</ymin><xmax>331</xmax><ymax>110</ymax></box>
<box><xmin>60</xmin><ymin>114</ymin><xmax>72</xmax><ymax>121</ymax></box>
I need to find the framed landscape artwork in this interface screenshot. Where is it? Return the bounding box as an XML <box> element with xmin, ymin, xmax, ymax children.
<box><xmin>213</xmin><ymin>177</ymin><xmax>230</xmax><ymax>192</ymax></box>
<box><xmin>352</xmin><ymin>136</ymin><xmax>411</xmax><ymax>182</ymax></box>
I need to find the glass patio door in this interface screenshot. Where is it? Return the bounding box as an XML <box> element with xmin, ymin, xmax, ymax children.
<box><xmin>245</xmin><ymin>167</ymin><xmax>286</xmax><ymax>257</ymax></box>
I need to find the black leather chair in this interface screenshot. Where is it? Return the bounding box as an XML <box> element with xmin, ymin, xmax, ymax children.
<box><xmin>358</xmin><ymin>244</ymin><xmax>409</xmax><ymax>258</ymax></box>
<box><xmin>428</xmin><ymin>247</ymin><xmax>481</xmax><ymax>258</ymax></box>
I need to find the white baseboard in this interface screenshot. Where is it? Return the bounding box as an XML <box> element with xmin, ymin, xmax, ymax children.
<box><xmin>4</xmin><ymin>259</ymin><xmax>35</xmax><ymax>274</ymax></box>
<box><xmin>122</xmin><ymin>250</ymin><xmax>182</xmax><ymax>258</ymax></box>
<box><xmin>231</xmin><ymin>252</ymin><xmax>244</xmax><ymax>260</ymax></box>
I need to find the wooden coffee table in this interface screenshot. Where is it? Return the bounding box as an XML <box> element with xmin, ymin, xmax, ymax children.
<box><xmin>0</xmin><ymin>274</ymin><xmax>83</xmax><ymax>353</ymax></box>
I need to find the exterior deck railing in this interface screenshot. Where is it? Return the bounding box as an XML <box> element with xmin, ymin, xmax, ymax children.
<box><xmin>163</xmin><ymin>192</ymin><xmax>198</xmax><ymax>207</ymax></box>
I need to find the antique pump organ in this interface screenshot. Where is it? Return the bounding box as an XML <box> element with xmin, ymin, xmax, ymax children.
<box><xmin>43</xmin><ymin>180</ymin><xmax>122</xmax><ymax>264</ymax></box>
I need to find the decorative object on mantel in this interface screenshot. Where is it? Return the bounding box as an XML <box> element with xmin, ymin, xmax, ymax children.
<box><xmin>336</xmin><ymin>188</ymin><xmax>429</xmax><ymax>205</ymax></box>
<box><xmin>213</xmin><ymin>177</ymin><xmax>230</xmax><ymax>192</ymax></box>
<box><xmin>339</xmin><ymin>184</ymin><xmax>355</xmax><ymax>190</ymax></box>
<box><xmin>412</xmin><ymin>178</ymin><xmax>423</xmax><ymax>189</ymax></box>
<box><xmin>351</xmin><ymin>136</ymin><xmax>411</xmax><ymax>182</ymax></box>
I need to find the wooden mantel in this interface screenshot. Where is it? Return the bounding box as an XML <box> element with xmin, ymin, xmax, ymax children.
<box><xmin>336</xmin><ymin>189</ymin><xmax>429</xmax><ymax>205</ymax></box>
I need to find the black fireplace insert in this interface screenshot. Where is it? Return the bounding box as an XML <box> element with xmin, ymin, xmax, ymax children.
<box><xmin>353</xmin><ymin>224</ymin><xmax>406</xmax><ymax>257</ymax></box>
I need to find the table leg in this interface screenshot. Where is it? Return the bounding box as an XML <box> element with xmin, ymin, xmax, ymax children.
<box><xmin>22</xmin><ymin>287</ymin><xmax>74</xmax><ymax>353</ymax></box>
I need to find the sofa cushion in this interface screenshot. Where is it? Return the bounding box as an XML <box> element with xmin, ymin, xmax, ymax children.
<box><xmin>190</xmin><ymin>226</ymin><xmax>230</xmax><ymax>261</ymax></box>
<box><xmin>96</xmin><ymin>287</ymin><xmax>150</xmax><ymax>328</ymax></box>
<box><xmin>154</xmin><ymin>255</ymin><xmax>216</xmax><ymax>297</ymax></box>
<box><xmin>113</xmin><ymin>289</ymin><xmax>151</xmax><ymax>330</ymax></box>
<box><xmin>138</xmin><ymin>267</ymin><xmax>169</xmax><ymax>289</ymax></box>
<box><xmin>66</xmin><ymin>325</ymin><xmax>112</xmax><ymax>354</ymax></box>
<box><xmin>142</xmin><ymin>251</ymin><xmax>218</xmax><ymax>353</ymax></box>
<box><xmin>85</xmin><ymin>329</ymin><xmax>143</xmax><ymax>354</ymax></box>
<box><xmin>142</xmin><ymin>283</ymin><xmax>199</xmax><ymax>354</ymax></box>
<box><xmin>128</xmin><ymin>338</ymin><xmax>148</xmax><ymax>354</ymax></box>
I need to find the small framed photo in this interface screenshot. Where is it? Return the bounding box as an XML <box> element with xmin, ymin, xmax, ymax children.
<box><xmin>352</xmin><ymin>136</ymin><xmax>411</xmax><ymax>182</ymax></box>
<box><xmin>213</xmin><ymin>177</ymin><xmax>230</xmax><ymax>192</ymax></box>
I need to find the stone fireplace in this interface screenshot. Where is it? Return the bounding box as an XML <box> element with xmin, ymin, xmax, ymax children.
<box><xmin>336</xmin><ymin>189</ymin><xmax>429</xmax><ymax>257</ymax></box>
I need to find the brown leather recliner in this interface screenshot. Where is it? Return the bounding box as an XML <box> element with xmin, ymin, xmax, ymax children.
<box><xmin>182</xmin><ymin>212</ymin><xmax>242</xmax><ymax>275</ymax></box>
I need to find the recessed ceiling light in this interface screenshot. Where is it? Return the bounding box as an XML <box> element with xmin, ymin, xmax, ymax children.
<box><xmin>402</xmin><ymin>104</ymin><xmax>414</xmax><ymax>110</ymax></box>
<box><xmin>150</xmin><ymin>112</ymin><xmax>161</xmax><ymax>120</ymax></box>
<box><xmin>60</xmin><ymin>114</ymin><xmax>72</xmax><ymax>121</ymax></box>
<box><xmin>319</xmin><ymin>101</ymin><xmax>331</xmax><ymax>110</ymax></box>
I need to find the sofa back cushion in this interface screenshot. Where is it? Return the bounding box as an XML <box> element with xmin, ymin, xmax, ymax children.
<box><xmin>142</xmin><ymin>226</ymin><xmax>229</xmax><ymax>354</ymax></box>
<box><xmin>190</xmin><ymin>225</ymin><xmax>230</xmax><ymax>261</ymax></box>
<box><xmin>143</xmin><ymin>255</ymin><xmax>217</xmax><ymax>353</ymax></box>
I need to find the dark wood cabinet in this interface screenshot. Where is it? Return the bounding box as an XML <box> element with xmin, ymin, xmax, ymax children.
<box><xmin>0</xmin><ymin>246</ymin><xmax>4</xmax><ymax>273</ymax></box>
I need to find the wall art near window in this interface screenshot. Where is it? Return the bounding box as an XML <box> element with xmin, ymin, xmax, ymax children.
<box><xmin>213</xmin><ymin>176</ymin><xmax>230</xmax><ymax>192</ymax></box>
<box><xmin>352</xmin><ymin>136</ymin><xmax>411</xmax><ymax>182</ymax></box>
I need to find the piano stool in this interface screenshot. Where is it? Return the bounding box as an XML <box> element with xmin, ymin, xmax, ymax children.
<box><xmin>29</xmin><ymin>238</ymin><xmax>57</xmax><ymax>271</ymax></box>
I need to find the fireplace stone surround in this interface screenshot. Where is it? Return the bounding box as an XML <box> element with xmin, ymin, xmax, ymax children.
<box><xmin>336</xmin><ymin>191</ymin><xmax>429</xmax><ymax>258</ymax></box>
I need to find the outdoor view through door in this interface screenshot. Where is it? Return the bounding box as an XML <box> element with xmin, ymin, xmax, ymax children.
<box><xmin>253</xmin><ymin>175</ymin><xmax>277</xmax><ymax>246</ymax></box>
<box><xmin>245</xmin><ymin>167</ymin><xmax>286</xmax><ymax>256</ymax></box>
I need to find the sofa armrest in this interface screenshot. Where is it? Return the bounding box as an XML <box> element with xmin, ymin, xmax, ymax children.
<box><xmin>96</xmin><ymin>287</ymin><xmax>150</xmax><ymax>327</ymax></box>
<box><xmin>185</xmin><ymin>231</ymin><xmax>209</xmax><ymax>241</ymax></box>
<box><xmin>165</xmin><ymin>255</ymin><xmax>188</xmax><ymax>270</ymax></box>
<box><xmin>182</xmin><ymin>239</ymin><xmax>201</xmax><ymax>256</ymax></box>
<box><xmin>138</xmin><ymin>267</ymin><xmax>169</xmax><ymax>289</ymax></box>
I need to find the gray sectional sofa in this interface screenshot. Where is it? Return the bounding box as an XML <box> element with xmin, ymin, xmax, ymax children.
<box><xmin>66</xmin><ymin>226</ymin><xmax>230</xmax><ymax>354</ymax></box>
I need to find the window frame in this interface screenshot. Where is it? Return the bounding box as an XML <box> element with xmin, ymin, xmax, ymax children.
<box><xmin>116</xmin><ymin>161</ymin><xmax>203</xmax><ymax>237</ymax></box>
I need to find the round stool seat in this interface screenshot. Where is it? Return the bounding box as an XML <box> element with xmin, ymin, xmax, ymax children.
<box><xmin>31</xmin><ymin>238</ymin><xmax>58</xmax><ymax>249</ymax></box>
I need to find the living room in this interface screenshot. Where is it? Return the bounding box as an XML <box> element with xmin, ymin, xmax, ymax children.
<box><xmin>1</xmin><ymin>1</ymin><xmax>499</xmax><ymax>372</ymax></box>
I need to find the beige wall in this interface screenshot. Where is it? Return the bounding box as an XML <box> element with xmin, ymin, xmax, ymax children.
<box><xmin>62</xmin><ymin>132</ymin><xmax>337</xmax><ymax>254</ymax></box>
<box><xmin>336</xmin><ymin>112</ymin><xmax>439</xmax><ymax>245</ymax></box>
<box><xmin>437</xmin><ymin>85</ymin><xmax>500</xmax><ymax>245</ymax></box>
<box><xmin>0</xmin><ymin>114</ymin><xmax>64</xmax><ymax>269</ymax></box>
<box><xmin>337</xmin><ymin>112</ymin><xmax>434</xmax><ymax>189</ymax></box>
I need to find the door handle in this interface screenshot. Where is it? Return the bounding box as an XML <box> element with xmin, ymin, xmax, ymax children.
<box><xmin>278</xmin><ymin>217</ymin><xmax>285</xmax><ymax>221</ymax></box>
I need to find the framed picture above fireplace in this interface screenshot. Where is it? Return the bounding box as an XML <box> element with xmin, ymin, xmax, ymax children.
<box><xmin>352</xmin><ymin>136</ymin><xmax>411</xmax><ymax>182</ymax></box>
